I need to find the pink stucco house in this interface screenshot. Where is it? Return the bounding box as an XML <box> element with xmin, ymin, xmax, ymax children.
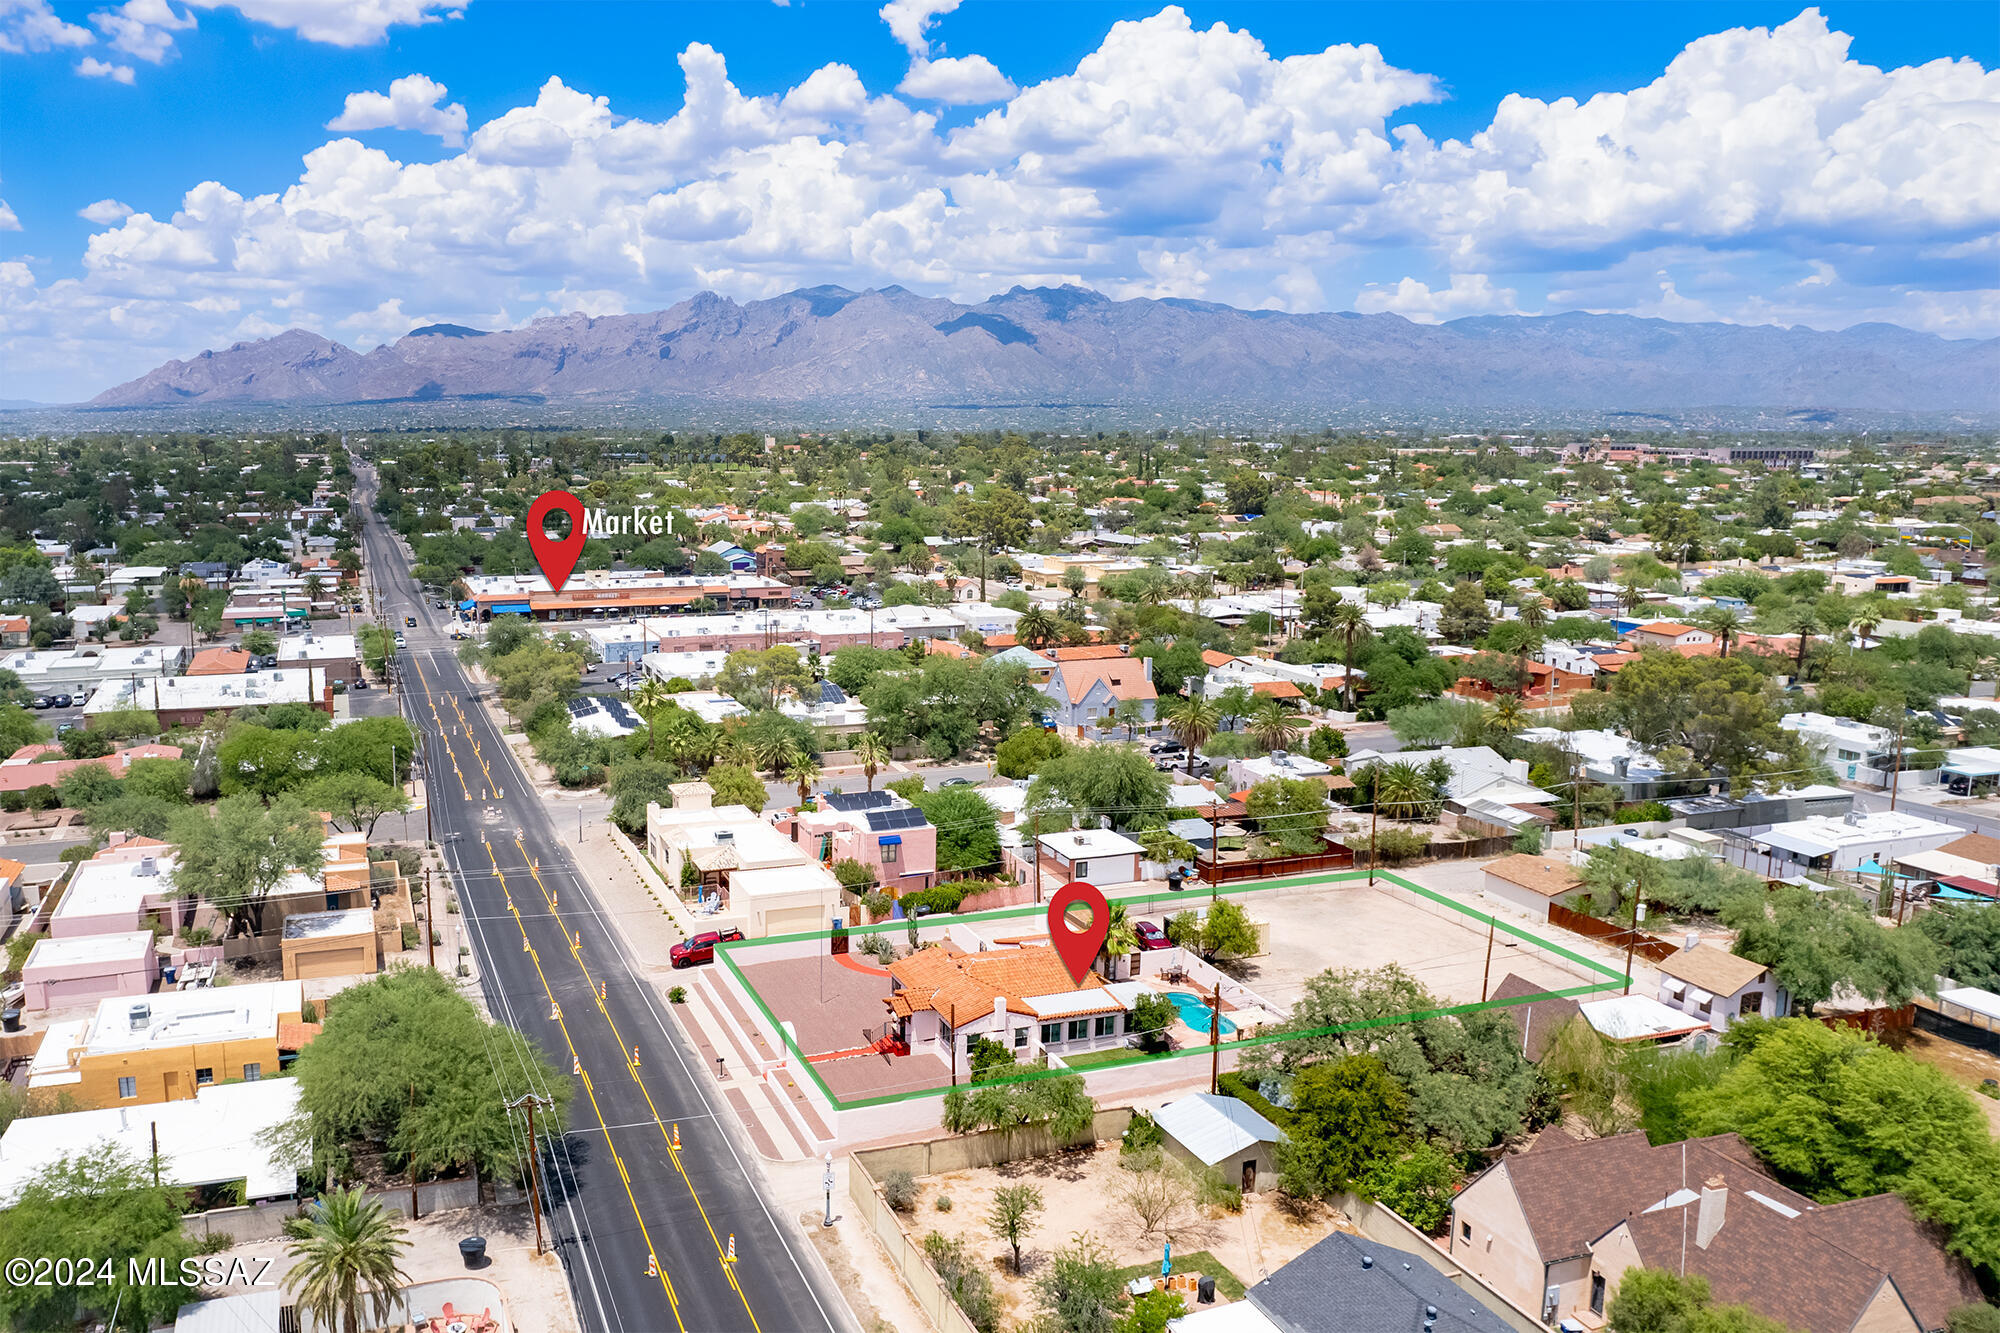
<box><xmin>791</xmin><ymin>790</ymin><xmax>937</xmax><ymax>895</ymax></box>
<box><xmin>21</xmin><ymin>931</ymin><xmax>158</xmax><ymax>1010</ymax></box>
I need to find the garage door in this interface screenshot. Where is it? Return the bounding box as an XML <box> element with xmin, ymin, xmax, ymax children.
<box><xmin>762</xmin><ymin>906</ymin><xmax>826</xmax><ymax>938</ymax></box>
<box><xmin>298</xmin><ymin>945</ymin><xmax>369</xmax><ymax>978</ymax></box>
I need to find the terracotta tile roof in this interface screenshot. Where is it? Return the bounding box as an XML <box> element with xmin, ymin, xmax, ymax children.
<box><xmin>884</xmin><ymin>944</ymin><xmax>1111</xmax><ymax>1027</ymax></box>
<box><xmin>1051</xmin><ymin>644</ymin><xmax>1130</xmax><ymax>661</ymax></box>
<box><xmin>0</xmin><ymin>857</ymin><xmax>25</xmax><ymax>884</ymax></box>
<box><xmin>1655</xmin><ymin>943</ymin><xmax>1770</xmax><ymax>997</ymax></box>
<box><xmin>1052</xmin><ymin>658</ymin><xmax>1157</xmax><ymax>705</ymax></box>
<box><xmin>1482</xmin><ymin>853</ymin><xmax>1582</xmax><ymax>900</ymax></box>
<box><xmin>1200</xmin><ymin>650</ymin><xmax>1238</xmax><ymax>668</ymax></box>
<box><xmin>187</xmin><ymin>647</ymin><xmax>250</xmax><ymax>675</ymax></box>
<box><xmin>277</xmin><ymin>1021</ymin><xmax>322</xmax><ymax>1049</ymax></box>
<box><xmin>1250</xmin><ymin>680</ymin><xmax>1304</xmax><ymax>699</ymax></box>
<box><xmin>1628</xmin><ymin>622</ymin><xmax>1702</xmax><ymax>636</ymax></box>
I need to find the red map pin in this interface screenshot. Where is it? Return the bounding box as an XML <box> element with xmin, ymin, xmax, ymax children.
<box><xmin>1047</xmin><ymin>879</ymin><xmax>1110</xmax><ymax>986</ymax></box>
<box><xmin>527</xmin><ymin>490</ymin><xmax>588</xmax><ymax>594</ymax></box>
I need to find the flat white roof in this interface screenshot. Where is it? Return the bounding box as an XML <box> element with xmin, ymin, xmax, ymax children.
<box><xmin>0</xmin><ymin>1079</ymin><xmax>305</xmax><ymax>1205</ymax></box>
<box><xmin>84</xmin><ymin>667</ymin><xmax>327</xmax><ymax>715</ymax></box>
<box><xmin>1755</xmin><ymin>811</ymin><xmax>1960</xmax><ymax>852</ymax></box>
<box><xmin>1581</xmin><ymin>995</ymin><xmax>1713</xmax><ymax>1042</ymax></box>
<box><xmin>82</xmin><ymin>979</ymin><xmax>300</xmax><ymax>1055</ymax></box>
<box><xmin>1037</xmin><ymin>828</ymin><xmax>1144</xmax><ymax>858</ymax></box>
<box><xmin>53</xmin><ymin>855</ymin><xmax>175</xmax><ymax>924</ymax></box>
<box><xmin>23</xmin><ymin>931</ymin><xmax>155</xmax><ymax>971</ymax></box>
<box><xmin>1937</xmin><ymin>986</ymin><xmax>2000</xmax><ymax>1024</ymax></box>
<box><xmin>728</xmin><ymin>863</ymin><xmax>841</xmax><ymax>899</ymax></box>
<box><xmin>1024</xmin><ymin>987</ymin><xmax>1127</xmax><ymax>1019</ymax></box>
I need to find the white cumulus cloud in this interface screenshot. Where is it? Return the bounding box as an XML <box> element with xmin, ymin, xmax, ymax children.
<box><xmin>899</xmin><ymin>54</ymin><xmax>1014</xmax><ymax>104</ymax></box>
<box><xmin>879</xmin><ymin>0</ymin><xmax>959</xmax><ymax>57</ymax></box>
<box><xmin>4</xmin><ymin>4</ymin><xmax>1996</xmax><ymax>402</ymax></box>
<box><xmin>92</xmin><ymin>0</ymin><xmax>197</xmax><ymax>64</ymax></box>
<box><xmin>0</xmin><ymin>0</ymin><xmax>93</xmax><ymax>51</ymax></box>
<box><xmin>0</xmin><ymin>199</ymin><xmax>19</xmax><ymax>231</ymax></box>
<box><xmin>76</xmin><ymin>55</ymin><xmax>135</xmax><ymax>82</ymax></box>
<box><xmin>78</xmin><ymin>198</ymin><xmax>136</xmax><ymax>223</ymax></box>
<box><xmin>327</xmin><ymin>73</ymin><xmax>469</xmax><ymax>146</ymax></box>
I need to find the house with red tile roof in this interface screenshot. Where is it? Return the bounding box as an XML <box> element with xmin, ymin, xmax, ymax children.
<box><xmin>882</xmin><ymin>943</ymin><xmax>1134</xmax><ymax>1073</ymax></box>
<box><xmin>0</xmin><ymin>743</ymin><xmax>184</xmax><ymax>795</ymax></box>
<box><xmin>1449</xmin><ymin>1129</ymin><xmax>1980</xmax><ymax>1331</ymax></box>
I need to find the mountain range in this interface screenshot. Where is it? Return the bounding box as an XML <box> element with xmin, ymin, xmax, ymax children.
<box><xmin>87</xmin><ymin>285</ymin><xmax>2000</xmax><ymax>415</ymax></box>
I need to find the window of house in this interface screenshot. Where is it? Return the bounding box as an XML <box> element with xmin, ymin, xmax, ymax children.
<box><xmin>117</xmin><ymin>1077</ymin><xmax>137</xmax><ymax>1100</ymax></box>
<box><xmin>880</xmin><ymin>842</ymin><xmax>900</xmax><ymax>865</ymax></box>
<box><xmin>1739</xmin><ymin>991</ymin><xmax>1762</xmax><ymax>1016</ymax></box>
<box><xmin>1698</xmin><ymin>997</ymin><xmax>1712</xmax><ymax>1014</ymax></box>
<box><xmin>1123</xmin><ymin>1012</ymin><xmax>1137</xmax><ymax>1032</ymax></box>
<box><xmin>1094</xmin><ymin>1015</ymin><xmax>1115</xmax><ymax>1037</ymax></box>
<box><xmin>1067</xmin><ymin>1019</ymin><xmax>1088</xmax><ymax>1041</ymax></box>
<box><xmin>195</xmin><ymin>1067</ymin><xmax>214</xmax><ymax>1086</ymax></box>
<box><xmin>1590</xmin><ymin>1273</ymin><xmax>1607</xmax><ymax>1315</ymax></box>
<box><xmin>1014</xmin><ymin>1027</ymin><xmax>1028</xmax><ymax>1049</ymax></box>
<box><xmin>1041</xmin><ymin>1022</ymin><xmax>1061</xmax><ymax>1045</ymax></box>
<box><xmin>242</xmin><ymin>1063</ymin><xmax>262</xmax><ymax>1081</ymax></box>
<box><xmin>1460</xmin><ymin>1221</ymin><xmax>1472</xmax><ymax>1242</ymax></box>
<box><xmin>1075</xmin><ymin>860</ymin><xmax>1089</xmax><ymax>878</ymax></box>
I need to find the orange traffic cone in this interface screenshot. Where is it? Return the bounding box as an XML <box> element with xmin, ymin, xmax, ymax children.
<box><xmin>549</xmin><ymin>1001</ymin><xmax>561</xmax><ymax>1021</ymax></box>
<box><xmin>645</xmin><ymin>1252</ymin><xmax>658</xmax><ymax>1278</ymax></box>
<box><xmin>725</xmin><ymin>1234</ymin><xmax>736</xmax><ymax>1264</ymax></box>
<box><xmin>631</xmin><ymin>1044</ymin><xmax>641</xmax><ymax>1069</ymax></box>
<box><xmin>522</xmin><ymin>936</ymin><xmax>530</xmax><ymax>952</ymax></box>
<box><xmin>572</xmin><ymin>1054</ymin><xmax>582</xmax><ymax>1076</ymax></box>
<box><xmin>671</xmin><ymin>1123</ymin><xmax>681</xmax><ymax>1151</ymax></box>
<box><xmin>597</xmin><ymin>981</ymin><xmax>606</xmax><ymax>1004</ymax></box>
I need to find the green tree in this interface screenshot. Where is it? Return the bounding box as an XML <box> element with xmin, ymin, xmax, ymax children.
<box><xmin>0</xmin><ymin>704</ymin><xmax>50</xmax><ymax>755</ymax></box>
<box><xmin>1607</xmin><ymin>1268</ymin><xmax>1793</xmax><ymax>1333</ymax></box>
<box><xmin>1248</xmin><ymin>698</ymin><xmax>1302</xmax><ymax>750</ymax></box>
<box><xmin>1914</xmin><ymin>903</ymin><xmax>2000</xmax><ymax>989</ymax></box>
<box><xmin>987</xmin><ymin>1183</ymin><xmax>1044</xmax><ymax>1274</ymax></box>
<box><xmin>1277</xmin><ymin>1055</ymin><xmax>1408</xmax><ymax>1200</ymax></box>
<box><xmin>1718</xmin><ymin>882</ymin><xmax>1939</xmax><ymax>1015</ymax></box>
<box><xmin>940</xmin><ymin>1075</ymin><xmax>1095</xmax><ymax>1140</ymax></box>
<box><xmin>283</xmin><ymin>1187</ymin><xmax>411</xmax><ymax>1333</ymax></box>
<box><xmin>1245</xmin><ymin>776</ymin><xmax>1330</xmax><ymax>855</ymax></box>
<box><xmin>704</xmin><ymin>761</ymin><xmax>768</xmax><ymax>812</ymax></box>
<box><xmin>995</xmin><ymin>727</ymin><xmax>1067</xmax><ymax>779</ymax></box>
<box><xmin>1360</xmin><ymin>1142</ymin><xmax>1464</xmax><ymax>1233</ymax></box>
<box><xmin>0</xmin><ymin>1144</ymin><xmax>204</xmax><ymax>1331</ymax></box>
<box><xmin>167</xmin><ymin>795</ymin><xmax>326</xmax><ymax>936</ymax></box>
<box><xmin>1026</xmin><ymin>744</ymin><xmax>1169</xmax><ymax>832</ymax></box>
<box><xmin>1438</xmin><ymin>580</ymin><xmax>1492</xmax><ymax>645</ymax></box>
<box><xmin>911</xmin><ymin>786</ymin><xmax>1002</xmax><ymax>872</ymax></box>
<box><xmin>851</xmin><ymin>732</ymin><xmax>891</xmax><ymax>789</ymax></box>
<box><xmin>121</xmin><ymin>756</ymin><xmax>192</xmax><ymax>804</ymax></box>
<box><xmin>297</xmin><ymin>771</ymin><xmax>409</xmax><ymax>838</ymax></box>
<box><xmin>1688</xmin><ymin>1019</ymin><xmax>2000</xmax><ymax>1270</ymax></box>
<box><xmin>1035</xmin><ymin>1232</ymin><xmax>1126</xmax><ymax>1333</ymax></box>
<box><xmin>1119</xmin><ymin>1288</ymin><xmax>1188</xmax><ymax>1333</ymax></box>
<box><xmin>605</xmin><ymin>759</ymin><xmax>681</xmax><ymax>836</ymax></box>
<box><xmin>282</xmin><ymin>967</ymin><xmax>569</xmax><ymax>1186</ymax></box>
<box><xmin>217</xmin><ymin>723</ymin><xmax>320</xmax><ymax>799</ymax></box>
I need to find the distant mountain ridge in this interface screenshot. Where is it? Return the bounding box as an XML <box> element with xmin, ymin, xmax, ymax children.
<box><xmin>89</xmin><ymin>285</ymin><xmax>2000</xmax><ymax>414</ymax></box>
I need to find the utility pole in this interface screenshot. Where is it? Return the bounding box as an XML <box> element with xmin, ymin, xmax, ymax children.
<box><xmin>1367</xmin><ymin>783</ymin><xmax>1379</xmax><ymax>886</ymax></box>
<box><xmin>424</xmin><ymin>866</ymin><xmax>436</xmax><ymax>970</ymax></box>
<box><xmin>1480</xmin><ymin>914</ymin><xmax>1496</xmax><ymax>1002</ymax></box>
<box><xmin>1209</xmin><ymin>988</ymin><xmax>1221</xmax><ymax>1095</ymax></box>
<box><xmin>508</xmin><ymin>1093</ymin><xmax>552</xmax><ymax>1254</ymax></box>
<box><xmin>1623</xmin><ymin>865</ymin><xmax>1646</xmax><ymax>997</ymax></box>
<box><xmin>1889</xmin><ymin>714</ymin><xmax>1905</xmax><ymax>812</ymax></box>
<box><xmin>1572</xmin><ymin>749</ymin><xmax>1585</xmax><ymax>851</ymax></box>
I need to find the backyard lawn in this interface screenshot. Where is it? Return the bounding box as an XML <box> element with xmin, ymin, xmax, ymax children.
<box><xmin>1112</xmin><ymin>1250</ymin><xmax>1248</xmax><ymax>1301</ymax></box>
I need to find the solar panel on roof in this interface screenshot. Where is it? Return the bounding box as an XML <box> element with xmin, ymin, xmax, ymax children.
<box><xmin>825</xmin><ymin>790</ymin><xmax>892</xmax><ymax>811</ymax></box>
<box><xmin>865</xmin><ymin>807</ymin><xmax>927</xmax><ymax>831</ymax></box>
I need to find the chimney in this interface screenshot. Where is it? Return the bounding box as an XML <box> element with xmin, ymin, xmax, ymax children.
<box><xmin>993</xmin><ymin>995</ymin><xmax>1008</xmax><ymax>1032</ymax></box>
<box><xmin>1696</xmin><ymin>1176</ymin><xmax>1728</xmax><ymax>1249</ymax></box>
<box><xmin>1685</xmin><ymin>932</ymin><xmax>1700</xmax><ymax>952</ymax></box>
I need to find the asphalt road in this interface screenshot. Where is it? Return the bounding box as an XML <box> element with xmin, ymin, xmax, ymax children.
<box><xmin>354</xmin><ymin>463</ymin><xmax>851</xmax><ymax>1333</ymax></box>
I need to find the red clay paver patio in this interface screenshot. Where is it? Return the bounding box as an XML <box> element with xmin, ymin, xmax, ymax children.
<box><xmin>739</xmin><ymin>955</ymin><xmax>899</xmax><ymax>1057</ymax></box>
<box><xmin>811</xmin><ymin>1049</ymin><xmax>955</xmax><ymax>1101</ymax></box>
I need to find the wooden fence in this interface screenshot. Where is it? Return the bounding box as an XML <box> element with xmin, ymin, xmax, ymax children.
<box><xmin>1197</xmin><ymin>845</ymin><xmax>1354</xmax><ymax>885</ymax></box>
<box><xmin>1546</xmin><ymin>902</ymin><xmax>1679</xmax><ymax>963</ymax></box>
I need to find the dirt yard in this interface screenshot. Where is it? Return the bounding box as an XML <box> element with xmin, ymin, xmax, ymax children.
<box><xmin>1886</xmin><ymin>1026</ymin><xmax>2000</xmax><ymax>1136</ymax></box>
<box><xmin>897</xmin><ymin>1143</ymin><xmax>1352</xmax><ymax>1330</ymax></box>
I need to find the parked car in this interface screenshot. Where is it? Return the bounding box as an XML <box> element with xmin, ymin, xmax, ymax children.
<box><xmin>939</xmin><ymin>777</ymin><xmax>975</xmax><ymax>787</ymax></box>
<box><xmin>1134</xmin><ymin>921</ymin><xmax>1172</xmax><ymax>950</ymax></box>
<box><xmin>352</xmin><ymin>679</ymin><xmax>369</xmax><ymax>690</ymax></box>
<box><xmin>30</xmin><ymin>696</ymin><xmax>52</xmax><ymax>710</ymax></box>
<box><xmin>670</xmin><ymin>928</ymin><xmax>745</xmax><ymax>967</ymax></box>
<box><xmin>51</xmin><ymin>694</ymin><xmax>72</xmax><ymax>708</ymax></box>
<box><xmin>1149</xmin><ymin>741</ymin><xmax>1187</xmax><ymax>756</ymax></box>
<box><xmin>393</xmin><ymin>633</ymin><xmax>407</xmax><ymax>648</ymax></box>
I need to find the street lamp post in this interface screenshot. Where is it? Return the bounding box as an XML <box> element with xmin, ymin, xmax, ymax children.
<box><xmin>822</xmin><ymin>1152</ymin><xmax>835</xmax><ymax>1228</ymax></box>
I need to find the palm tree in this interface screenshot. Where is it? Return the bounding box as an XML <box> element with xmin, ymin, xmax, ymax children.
<box><xmin>1099</xmin><ymin>900</ymin><xmax>1139</xmax><ymax>976</ymax></box>
<box><xmin>785</xmin><ymin>755</ymin><xmax>822</xmax><ymax>804</ymax></box>
<box><xmin>1852</xmin><ymin>608</ymin><xmax>1882</xmax><ymax>649</ymax></box>
<box><xmin>1517</xmin><ymin>593</ymin><xmax>1548</xmax><ymax>635</ymax></box>
<box><xmin>1137</xmin><ymin>571</ymin><xmax>1174</xmax><ymax>607</ymax></box>
<box><xmin>1618</xmin><ymin>579</ymin><xmax>1647</xmax><ymax>616</ymax></box>
<box><xmin>1162</xmin><ymin>694</ymin><xmax>1220</xmax><ymax>776</ymax></box>
<box><xmin>632</xmin><ymin>677</ymin><xmax>672</xmax><ymax>758</ymax></box>
<box><xmin>852</xmin><ymin>732</ymin><xmax>889</xmax><ymax>790</ymax></box>
<box><xmin>1016</xmin><ymin>607</ymin><xmax>1059</xmax><ymax>651</ymax></box>
<box><xmin>1789</xmin><ymin>608</ymin><xmax>1822</xmax><ymax>680</ymax></box>
<box><xmin>1329</xmin><ymin>599</ymin><xmax>1369</xmax><ymax>712</ymax></box>
<box><xmin>715</xmin><ymin>734</ymin><xmax>754</xmax><ymax>769</ymax></box>
<box><xmin>284</xmin><ymin>1187</ymin><xmax>409</xmax><ymax>1333</ymax></box>
<box><xmin>1695</xmin><ymin>606</ymin><xmax>1744</xmax><ymax>658</ymax></box>
<box><xmin>1250</xmin><ymin>698</ymin><xmax>1301</xmax><ymax>751</ymax></box>
<box><xmin>754</xmin><ymin>734</ymin><xmax>802</xmax><ymax>779</ymax></box>
<box><xmin>1372</xmin><ymin>759</ymin><xmax>1432</xmax><ymax>822</ymax></box>
<box><xmin>1490</xmin><ymin>694</ymin><xmax>1526</xmax><ymax>737</ymax></box>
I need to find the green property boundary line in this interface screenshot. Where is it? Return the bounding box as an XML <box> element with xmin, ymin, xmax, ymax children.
<box><xmin>717</xmin><ymin>868</ymin><xmax>1629</xmax><ymax>1111</ymax></box>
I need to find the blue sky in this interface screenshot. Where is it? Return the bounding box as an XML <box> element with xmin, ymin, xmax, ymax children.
<box><xmin>2</xmin><ymin>0</ymin><xmax>1996</xmax><ymax>401</ymax></box>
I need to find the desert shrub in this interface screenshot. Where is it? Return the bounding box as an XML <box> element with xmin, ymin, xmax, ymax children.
<box><xmin>1197</xmin><ymin>1169</ymin><xmax>1244</xmax><ymax>1213</ymax></box>
<box><xmin>1346</xmin><ymin>827</ymin><xmax>1430</xmax><ymax>865</ymax></box>
<box><xmin>1121</xmin><ymin>1110</ymin><xmax>1164</xmax><ymax>1157</ymax></box>
<box><xmin>881</xmin><ymin>1170</ymin><xmax>918</xmax><ymax>1212</ymax></box>
<box><xmin>922</xmin><ymin>1231</ymin><xmax>999</xmax><ymax>1333</ymax></box>
<box><xmin>667</xmin><ymin>986</ymin><xmax>687</xmax><ymax>1004</ymax></box>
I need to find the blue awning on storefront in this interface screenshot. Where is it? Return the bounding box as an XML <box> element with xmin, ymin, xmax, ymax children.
<box><xmin>490</xmin><ymin>601</ymin><xmax>532</xmax><ymax>615</ymax></box>
<box><xmin>878</xmin><ymin>834</ymin><xmax>903</xmax><ymax>846</ymax></box>
<box><xmin>458</xmin><ymin>598</ymin><xmax>475</xmax><ymax>611</ymax></box>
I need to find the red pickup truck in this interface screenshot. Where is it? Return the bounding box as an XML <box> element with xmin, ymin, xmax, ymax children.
<box><xmin>670</xmin><ymin>928</ymin><xmax>744</xmax><ymax>968</ymax></box>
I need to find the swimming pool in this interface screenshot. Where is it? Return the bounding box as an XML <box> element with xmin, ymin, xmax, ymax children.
<box><xmin>1165</xmin><ymin>990</ymin><xmax>1236</xmax><ymax>1036</ymax></box>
